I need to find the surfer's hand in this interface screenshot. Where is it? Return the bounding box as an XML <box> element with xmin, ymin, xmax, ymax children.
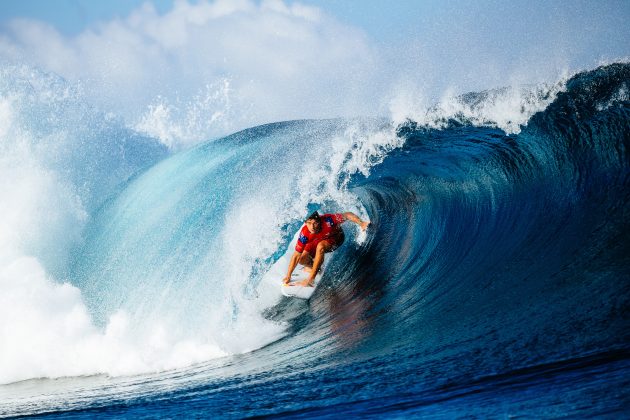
<box><xmin>360</xmin><ymin>221</ymin><xmax>371</xmax><ymax>231</ymax></box>
<box><xmin>282</xmin><ymin>276</ymin><xmax>290</xmax><ymax>285</ymax></box>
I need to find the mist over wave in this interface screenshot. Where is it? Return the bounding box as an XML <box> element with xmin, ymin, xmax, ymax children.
<box><xmin>0</xmin><ymin>0</ymin><xmax>378</xmax><ymax>147</ymax></box>
<box><xmin>3</xmin><ymin>0</ymin><xmax>626</xmax><ymax>151</ymax></box>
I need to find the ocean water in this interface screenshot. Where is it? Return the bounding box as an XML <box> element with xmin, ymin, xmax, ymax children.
<box><xmin>0</xmin><ymin>63</ymin><xmax>629</xmax><ymax>418</ymax></box>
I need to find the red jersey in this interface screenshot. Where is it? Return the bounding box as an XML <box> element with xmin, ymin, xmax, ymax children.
<box><xmin>295</xmin><ymin>213</ymin><xmax>345</xmax><ymax>254</ymax></box>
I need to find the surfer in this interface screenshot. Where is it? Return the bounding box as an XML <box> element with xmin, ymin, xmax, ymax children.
<box><xmin>283</xmin><ymin>211</ymin><xmax>370</xmax><ymax>287</ymax></box>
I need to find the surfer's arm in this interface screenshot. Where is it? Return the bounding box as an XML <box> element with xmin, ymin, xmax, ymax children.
<box><xmin>283</xmin><ymin>251</ymin><xmax>302</xmax><ymax>284</ymax></box>
<box><xmin>343</xmin><ymin>212</ymin><xmax>371</xmax><ymax>231</ymax></box>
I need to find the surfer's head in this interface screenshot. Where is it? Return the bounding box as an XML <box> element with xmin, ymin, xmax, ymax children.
<box><xmin>305</xmin><ymin>211</ymin><xmax>321</xmax><ymax>233</ymax></box>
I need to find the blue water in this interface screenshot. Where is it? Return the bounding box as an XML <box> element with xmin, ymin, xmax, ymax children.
<box><xmin>1</xmin><ymin>64</ymin><xmax>629</xmax><ymax>418</ymax></box>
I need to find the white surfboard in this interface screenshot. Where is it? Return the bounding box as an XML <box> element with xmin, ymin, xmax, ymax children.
<box><xmin>280</xmin><ymin>264</ymin><xmax>326</xmax><ymax>299</ymax></box>
<box><xmin>276</xmin><ymin>218</ymin><xmax>333</xmax><ymax>300</ymax></box>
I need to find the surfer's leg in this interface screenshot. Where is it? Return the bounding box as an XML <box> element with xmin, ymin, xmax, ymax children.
<box><xmin>300</xmin><ymin>240</ymin><xmax>332</xmax><ymax>286</ymax></box>
<box><xmin>298</xmin><ymin>252</ymin><xmax>313</xmax><ymax>268</ymax></box>
<box><xmin>299</xmin><ymin>242</ymin><xmax>319</xmax><ymax>272</ymax></box>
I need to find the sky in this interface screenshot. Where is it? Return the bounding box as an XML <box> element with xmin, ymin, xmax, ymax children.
<box><xmin>0</xmin><ymin>0</ymin><xmax>421</xmax><ymax>37</ymax></box>
<box><xmin>2</xmin><ymin>0</ymin><xmax>629</xmax><ymax>45</ymax></box>
<box><xmin>0</xmin><ymin>0</ymin><xmax>628</xmax><ymax>145</ymax></box>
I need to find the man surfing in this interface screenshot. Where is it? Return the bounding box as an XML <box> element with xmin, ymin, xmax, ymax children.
<box><xmin>283</xmin><ymin>211</ymin><xmax>370</xmax><ymax>287</ymax></box>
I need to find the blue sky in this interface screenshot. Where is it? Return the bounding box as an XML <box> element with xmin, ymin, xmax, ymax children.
<box><xmin>2</xmin><ymin>0</ymin><xmax>628</xmax><ymax>46</ymax></box>
<box><xmin>0</xmin><ymin>0</ymin><xmax>172</xmax><ymax>34</ymax></box>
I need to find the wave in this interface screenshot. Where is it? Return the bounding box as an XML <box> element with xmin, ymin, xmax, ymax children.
<box><xmin>0</xmin><ymin>63</ymin><xmax>628</xmax><ymax>417</ymax></box>
<box><xmin>349</xmin><ymin>63</ymin><xmax>630</xmax><ymax>370</ymax></box>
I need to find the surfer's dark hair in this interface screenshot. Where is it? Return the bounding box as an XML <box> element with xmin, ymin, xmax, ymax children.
<box><xmin>306</xmin><ymin>211</ymin><xmax>320</xmax><ymax>221</ymax></box>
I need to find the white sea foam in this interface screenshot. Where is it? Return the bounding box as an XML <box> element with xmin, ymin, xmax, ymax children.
<box><xmin>0</xmin><ymin>257</ymin><xmax>229</xmax><ymax>384</ymax></box>
<box><xmin>389</xmin><ymin>76</ymin><xmax>568</xmax><ymax>134</ymax></box>
<box><xmin>0</xmin><ymin>67</ymin><xmax>233</xmax><ymax>384</ymax></box>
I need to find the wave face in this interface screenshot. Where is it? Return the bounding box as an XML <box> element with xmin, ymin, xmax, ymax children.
<box><xmin>68</xmin><ymin>118</ymin><xmax>388</xmax><ymax>358</ymax></box>
<box><xmin>1</xmin><ymin>64</ymin><xmax>629</xmax><ymax>417</ymax></box>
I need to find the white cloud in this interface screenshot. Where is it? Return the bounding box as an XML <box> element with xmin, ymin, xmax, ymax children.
<box><xmin>0</xmin><ymin>0</ymin><xmax>379</xmax><ymax>147</ymax></box>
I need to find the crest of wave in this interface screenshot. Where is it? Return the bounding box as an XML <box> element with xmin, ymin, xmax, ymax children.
<box><xmin>389</xmin><ymin>73</ymin><xmax>569</xmax><ymax>134</ymax></box>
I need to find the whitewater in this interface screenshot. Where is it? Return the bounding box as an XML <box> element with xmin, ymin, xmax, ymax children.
<box><xmin>0</xmin><ymin>58</ymin><xmax>629</xmax><ymax>417</ymax></box>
